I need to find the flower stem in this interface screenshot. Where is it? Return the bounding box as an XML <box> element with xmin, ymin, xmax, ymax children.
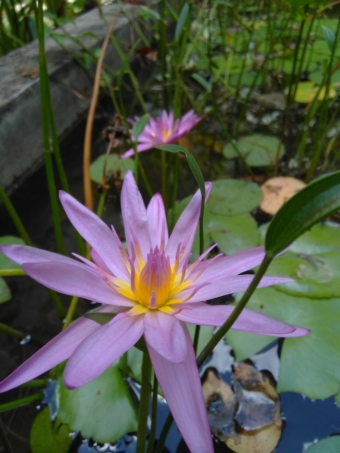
<box><xmin>0</xmin><ymin>322</ymin><xmax>25</xmax><ymax>340</ymax></box>
<box><xmin>197</xmin><ymin>254</ymin><xmax>273</xmax><ymax>367</ymax></box>
<box><xmin>0</xmin><ymin>393</ymin><xmax>42</xmax><ymax>413</ymax></box>
<box><xmin>0</xmin><ymin>187</ymin><xmax>33</xmax><ymax>246</ymax></box>
<box><xmin>20</xmin><ymin>379</ymin><xmax>48</xmax><ymax>388</ymax></box>
<box><xmin>154</xmin><ymin>412</ymin><xmax>173</xmax><ymax>453</ymax></box>
<box><xmin>161</xmin><ymin>150</ymin><xmax>168</xmax><ymax>216</ymax></box>
<box><xmin>62</xmin><ymin>296</ymin><xmax>79</xmax><ymax>330</ymax></box>
<box><xmin>0</xmin><ymin>269</ymin><xmax>25</xmax><ymax>277</ymax></box>
<box><xmin>136</xmin><ymin>351</ymin><xmax>152</xmax><ymax>453</ymax></box>
<box><xmin>145</xmin><ymin>375</ymin><xmax>158</xmax><ymax>453</ymax></box>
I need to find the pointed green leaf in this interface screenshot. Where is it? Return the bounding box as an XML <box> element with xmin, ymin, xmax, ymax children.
<box><xmin>323</xmin><ymin>26</ymin><xmax>336</xmax><ymax>52</ymax></box>
<box><xmin>265</xmin><ymin>171</ymin><xmax>340</xmax><ymax>257</ymax></box>
<box><xmin>175</xmin><ymin>3</ymin><xmax>190</xmax><ymax>42</ymax></box>
<box><xmin>132</xmin><ymin>113</ymin><xmax>150</xmax><ymax>140</ymax></box>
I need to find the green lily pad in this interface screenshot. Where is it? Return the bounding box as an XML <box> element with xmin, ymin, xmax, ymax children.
<box><xmin>30</xmin><ymin>407</ymin><xmax>72</xmax><ymax>453</ymax></box>
<box><xmin>90</xmin><ymin>154</ymin><xmax>134</xmax><ymax>185</ymax></box>
<box><xmin>305</xmin><ymin>437</ymin><xmax>340</xmax><ymax>453</ymax></box>
<box><xmin>223</xmin><ymin>135</ymin><xmax>284</xmax><ymax>167</ymax></box>
<box><xmin>0</xmin><ymin>236</ymin><xmax>25</xmax><ymax>269</ymax></box>
<box><xmin>208</xmin><ymin>179</ymin><xmax>262</xmax><ymax>215</ymax></box>
<box><xmin>233</xmin><ymin>287</ymin><xmax>340</xmax><ymax>400</ymax></box>
<box><xmin>208</xmin><ymin>213</ymin><xmax>259</xmax><ymax>255</ymax></box>
<box><xmin>260</xmin><ymin>221</ymin><xmax>340</xmax><ymax>255</ymax></box>
<box><xmin>0</xmin><ymin>277</ymin><xmax>11</xmax><ymax>303</ymax></box>
<box><xmin>186</xmin><ymin>323</ymin><xmax>214</xmax><ymax>356</ymax></box>
<box><xmin>58</xmin><ymin>363</ymin><xmax>138</xmax><ymax>443</ymax></box>
<box><xmin>225</xmin><ymin>330</ymin><xmax>276</xmax><ymax>361</ymax></box>
<box><xmin>264</xmin><ymin>251</ymin><xmax>340</xmax><ymax>299</ymax></box>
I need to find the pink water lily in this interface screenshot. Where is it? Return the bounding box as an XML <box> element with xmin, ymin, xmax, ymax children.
<box><xmin>0</xmin><ymin>172</ymin><xmax>308</xmax><ymax>452</ymax></box>
<box><xmin>121</xmin><ymin>109</ymin><xmax>200</xmax><ymax>158</ymax></box>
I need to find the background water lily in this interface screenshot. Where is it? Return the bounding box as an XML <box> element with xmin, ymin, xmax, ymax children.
<box><xmin>0</xmin><ymin>171</ymin><xmax>308</xmax><ymax>452</ymax></box>
<box><xmin>121</xmin><ymin>110</ymin><xmax>201</xmax><ymax>158</ymax></box>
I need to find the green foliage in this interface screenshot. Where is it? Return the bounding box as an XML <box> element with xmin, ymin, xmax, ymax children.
<box><xmin>30</xmin><ymin>407</ymin><xmax>72</xmax><ymax>453</ymax></box>
<box><xmin>305</xmin><ymin>437</ymin><xmax>340</xmax><ymax>453</ymax></box>
<box><xmin>0</xmin><ymin>278</ymin><xmax>11</xmax><ymax>304</ymax></box>
<box><xmin>90</xmin><ymin>155</ymin><xmax>134</xmax><ymax>185</ymax></box>
<box><xmin>223</xmin><ymin>135</ymin><xmax>284</xmax><ymax>167</ymax></box>
<box><xmin>58</xmin><ymin>363</ymin><xmax>138</xmax><ymax>443</ymax></box>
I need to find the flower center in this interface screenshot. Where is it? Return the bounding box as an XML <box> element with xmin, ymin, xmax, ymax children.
<box><xmin>136</xmin><ymin>248</ymin><xmax>175</xmax><ymax>307</ymax></box>
<box><xmin>161</xmin><ymin>127</ymin><xmax>171</xmax><ymax>141</ymax></box>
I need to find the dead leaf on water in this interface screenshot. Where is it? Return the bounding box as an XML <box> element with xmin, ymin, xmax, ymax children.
<box><xmin>260</xmin><ymin>176</ymin><xmax>306</xmax><ymax>215</ymax></box>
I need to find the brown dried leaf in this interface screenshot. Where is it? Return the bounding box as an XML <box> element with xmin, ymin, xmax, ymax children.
<box><xmin>260</xmin><ymin>176</ymin><xmax>306</xmax><ymax>215</ymax></box>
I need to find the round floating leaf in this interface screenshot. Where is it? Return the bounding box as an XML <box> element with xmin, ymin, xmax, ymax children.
<box><xmin>305</xmin><ymin>437</ymin><xmax>340</xmax><ymax>453</ymax></box>
<box><xmin>58</xmin><ymin>363</ymin><xmax>138</xmax><ymax>443</ymax></box>
<box><xmin>208</xmin><ymin>213</ymin><xmax>259</xmax><ymax>255</ymax></box>
<box><xmin>225</xmin><ymin>330</ymin><xmax>276</xmax><ymax>362</ymax></box>
<box><xmin>223</xmin><ymin>135</ymin><xmax>284</xmax><ymax>167</ymax></box>
<box><xmin>90</xmin><ymin>154</ymin><xmax>134</xmax><ymax>184</ymax></box>
<box><xmin>260</xmin><ymin>221</ymin><xmax>340</xmax><ymax>255</ymax></box>
<box><xmin>235</xmin><ymin>287</ymin><xmax>340</xmax><ymax>400</ymax></box>
<box><xmin>0</xmin><ymin>277</ymin><xmax>11</xmax><ymax>303</ymax></box>
<box><xmin>265</xmin><ymin>171</ymin><xmax>340</xmax><ymax>258</ymax></box>
<box><xmin>293</xmin><ymin>82</ymin><xmax>337</xmax><ymax>103</ymax></box>
<box><xmin>0</xmin><ymin>236</ymin><xmax>25</xmax><ymax>269</ymax></box>
<box><xmin>30</xmin><ymin>407</ymin><xmax>72</xmax><ymax>453</ymax></box>
<box><xmin>264</xmin><ymin>251</ymin><xmax>340</xmax><ymax>298</ymax></box>
<box><xmin>208</xmin><ymin>179</ymin><xmax>262</xmax><ymax>216</ymax></box>
<box><xmin>260</xmin><ymin>177</ymin><xmax>306</xmax><ymax>215</ymax></box>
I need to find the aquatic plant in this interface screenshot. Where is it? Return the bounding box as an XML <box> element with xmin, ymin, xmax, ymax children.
<box><xmin>0</xmin><ymin>171</ymin><xmax>308</xmax><ymax>452</ymax></box>
<box><xmin>121</xmin><ymin>110</ymin><xmax>200</xmax><ymax>158</ymax></box>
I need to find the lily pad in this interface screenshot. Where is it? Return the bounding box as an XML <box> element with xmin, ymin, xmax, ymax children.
<box><xmin>58</xmin><ymin>363</ymin><xmax>138</xmax><ymax>443</ymax></box>
<box><xmin>186</xmin><ymin>323</ymin><xmax>214</xmax><ymax>355</ymax></box>
<box><xmin>208</xmin><ymin>179</ymin><xmax>262</xmax><ymax>215</ymax></box>
<box><xmin>292</xmin><ymin>82</ymin><xmax>337</xmax><ymax>103</ymax></box>
<box><xmin>305</xmin><ymin>437</ymin><xmax>340</xmax><ymax>453</ymax></box>
<box><xmin>0</xmin><ymin>236</ymin><xmax>25</xmax><ymax>269</ymax></box>
<box><xmin>90</xmin><ymin>154</ymin><xmax>134</xmax><ymax>184</ymax></box>
<box><xmin>207</xmin><ymin>213</ymin><xmax>260</xmax><ymax>255</ymax></box>
<box><xmin>0</xmin><ymin>278</ymin><xmax>11</xmax><ymax>303</ymax></box>
<box><xmin>30</xmin><ymin>407</ymin><xmax>72</xmax><ymax>453</ymax></box>
<box><xmin>223</xmin><ymin>135</ymin><xmax>284</xmax><ymax>167</ymax></box>
<box><xmin>263</xmin><ymin>251</ymin><xmax>340</xmax><ymax>299</ymax></box>
<box><xmin>225</xmin><ymin>330</ymin><xmax>275</xmax><ymax>362</ymax></box>
<box><xmin>259</xmin><ymin>221</ymin><xmax>340</xmax><ymax>255</ymax></box>
<box><xmin>233</xmin><ymin>287</ymin><xmax>340</xmax><ymax>400</ymax></box>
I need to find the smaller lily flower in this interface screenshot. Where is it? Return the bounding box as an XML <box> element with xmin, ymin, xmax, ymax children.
<box><xmin>0</xmin><ymin>172</ymin><xmax>309</xmax><ymax>453</ymax></box>
<box><xmin>121</xmin><ymin>110</ymin><xmax>200</xmax><ymax>158</ymax></box>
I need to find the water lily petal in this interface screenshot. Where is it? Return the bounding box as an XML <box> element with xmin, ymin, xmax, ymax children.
<box><xmin>144</xmin><ymin>311</ymin><xmax>187</xmax><ymax>363</ymax></box>
<box><xmin>180</xmin><ymin>275</ymin><xmax>292</xmax><ymax>303</ymax></box>
<box><xmin>59</xmin><ymin>191</ymin><xmax>128</xmax><ymax>280</ymax></box>
<box><xmin>121</xmin><ymin>143</ymin><xmax>154</xmax><ymax>159</ymax></box>
<box><xmin>0</xmin><ymin>244</ymin><xmax>84</xmax><ymax>267</ymax></box>
<box><xmin>147</xmin><ymin>325</ymin><xmax>213</xmax><ymax>453</ymax></box>
<box><xmin>64</xmin><ymin>314</ymin><xmax>144</xmax><ymax>389</ymax></box>
<box><xmin>166</xmin><ymin>182</ymin><xmax>212</xmax><ymax>264</ymax></box>
<box><xmin>175</xmin><ymin>303</ymin><xmax>309</xmax><ymax>337</ymax></box>
<box><xmin>191</xmin><ymin>246</ymin><xmax>266</xmax><ymax>282</ymax></box>
<box><xmin>0</xmin><ymin>306</ymin><xmax>119</xmax><ymax>393</ymax></box>
<box><xmin>147</xmin><ymin>193</ymin><xmax>169</xmax><ymax>250</ymax></box>
<box><xmin>121</xmin><ymin>171</ymin><xmax>151</xmax><ymax>260</ymax></box>
<box><xmin>22</xmin><ymin>262</ymin><xmax>134</xmax><ymax>307</ymax></box>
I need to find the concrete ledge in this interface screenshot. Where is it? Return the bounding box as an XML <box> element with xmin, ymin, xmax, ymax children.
<box><xmin>0</xmin><ymin>4</ymin><xmax>147</xmax><ymax>192</ymax></box>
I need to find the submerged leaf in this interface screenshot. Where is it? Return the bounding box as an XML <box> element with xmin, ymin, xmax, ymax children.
<box><xmin>90</xmin><ymin>154</ymin><xmax>134</xmax><ymax>184</ymax></box>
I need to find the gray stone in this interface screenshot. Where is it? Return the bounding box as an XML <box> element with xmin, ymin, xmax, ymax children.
<box><xmin>0</xmin><ymin>3</ymin><xmax>150</xmax><ymax>192</ymax></box>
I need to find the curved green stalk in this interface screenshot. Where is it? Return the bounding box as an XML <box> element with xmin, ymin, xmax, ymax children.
<box><xmin>136</xmin><ymin>351</ymin><xmax>152</xmax><ymax>453</ymax></box>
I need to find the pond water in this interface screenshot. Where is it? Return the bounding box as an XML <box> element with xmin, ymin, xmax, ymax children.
<box><xmin>1</xmin><ymin>113</ymin><xmax>340</xmax><ymax>453</ymax></box>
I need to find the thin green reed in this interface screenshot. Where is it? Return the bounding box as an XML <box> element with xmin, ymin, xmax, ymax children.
<box><xmin>306</xmin><ymin>19</ymin><xmax>340</xmax><ymax>182</ymax></box>
<box><xmin>33</xmin><ymin>0</ymin><xmax>64</xmax><ymax>255</ymax></box>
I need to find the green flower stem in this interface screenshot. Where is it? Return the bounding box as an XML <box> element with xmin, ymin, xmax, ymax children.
<box><xmin>48</xmin><ymin>290</ymin><xmax>66</xmax><ymax>320</ymax></box>
<box><xmin>197</xmin><ymin>254</ymin><xmax>272</xmax><ymax>367</ymax></box>
<box><xmin>0</xmin><ymin>393</ymin><xmax>42</xmax><ymax>413</ymax></box>
<box><xmin>170</xmin><ymin>154</ymin><xmax>179</xmax><ymax>230</ymax></box>
<box><xmin>159</xmin><ymin>0</ymin><xmax>169</xmax><ymax>110</ymax></box>
<box><xmin>138</xmin><ymin>160</ymin><xmax>153</xmax><ymax>198</ymax></box>
<box><xmin>136</xmin><ymin>351</ymin><xmax>152</xmax><ymax>453</ymax></box>
<box><xmin>146</xmin><ymin>375</ymin><xmax>158</xmax><ymax>453</ymax></box>
<box><xmin>0</xmin><ymin>269</ymin><xmax>25</xmax><ymax>277</ymax></box>
<box><xmin>62</xmin><ymin>296</ymin><xmax>79</xmax><ymax>330</ymax></box>
<box><xmin>96</xmin><ymin>191</ymin><xmax>107</xmax><ymax>219</ymax></box>
<box><xmin>20</xmin><ymin>379</ymin><xmax>48</xmax><ymax>388</ymax></box>
<box><xmin>0</xmin><ymin>322</ymin><xmax>25</xmax><ymax>340</ymax></box>
<box><xmin>33</xmin><ymin>0</ymin><xmax>64</xmax><ymax>255</ymax></box>
<box><xmin>154</xmin><ymin>412</ymin><xmax>173</xmax><ymax>453</ymax></box>
<box><xmin>0</xmin><ymin>187</ymin><xmax>33</xmax><ymax>246</ymax></box>
<box><xmin>161</xmin><ymin>150</ymin><xmax>168</xmax><ymax>217</ymax></box>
